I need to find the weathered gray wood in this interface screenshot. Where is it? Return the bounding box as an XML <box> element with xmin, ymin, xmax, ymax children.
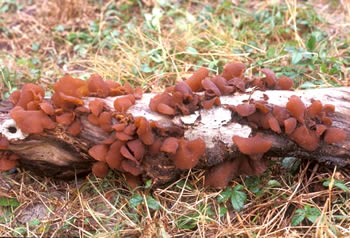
<box><xmin>1</xmin><ymin>87</ymin><xmax>349</xmax><ymax>183</ymax></box>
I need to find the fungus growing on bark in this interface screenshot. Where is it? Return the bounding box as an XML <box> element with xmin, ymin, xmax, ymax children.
<box><xmin>232</xmin><ymin>134</ymin><xmax>272</xmax><ymax>160</ymax></box>
<box><xmin>39</xmin><ymin>102</ymin><xmax>54</xmax><ymax>115</ymax></box>
<box><xmin>14</xmin><ymin>83</ymin><xmax>44</xmax><ymax>109</ymax></box>
<box><xmin>89</xmin><ymin>99</ymin><xmax>105</xmax><ymax>117</ymax></box>
<box><xmin>0</xmin><ymin>154</ymin><xmax>18</xmax><ymax>172</ymax></box>
<box><xmin>92</xmin><ymin>161</ymin><xmax>109</xmax><ymax>178</ymax></box>
<box><xmin>114</xmin><ymin>95</ymin><xmax>135</xmax><ymax>113</ymax></box>
<box><xmin>275</xmin><ymin>76</ymin><xmax>293</xmax><ymax>90</ymax></box>
<box><xmin>88</xmin><ymin>144</ymin><xmax>109</xmax><ymax>161</ymax></box>
<box><xmin>68</xmin><ymin>120</ymin><xmax>82</xmax><ymax>136</ymax></box>
<box><xmin>185</xmin><ymin>67</ymin><xmax>209</xmax><ymax>92</ymax></box>
<box><xmin>53</xmin><ymin>74</ymin><xmax>88</xmax><ymax>98</ymax></box>
<box><xmin>87</xmin><ymin>74</ymin><xmax>110</xmax><ymax>98</ymax></box>
<box><xmin>222</xmin><ymin>62</ymin><xmax>246</xmax><ymax>80</ymax></box>
<box><xmin>286</xmin><ymin>95</ymin><xmax>305</xmax><ymax>123</ymax></box>
<box><xmin>202</xmin><ymin>97</ymin><xmax>220</xmax><ymax>110</ymax></box>
<box><xmin>106</xmin><ymin>140</ymin><xmax>124</xmax><ymax>169</ymax></box>
<box><xmin>323</xmin><ymin>104</ymin><xmax>335</xmax><ymax>114</ymax></box>
<box><xmin>157</xmin><ymin>103</ymin><xmax>176</xmax><ymax>115</ymax></box>
<box><xmin>272</xmin><ymin>106</ymin><xmax>290</xmax><ymax>125</ymax></box>
<box><xmin>126</xmin><ymin>139</ymin><xmax>145</xmax><ymax>162</ymax></box>
<box><xmin>135</xmin><ymin>117</ymin><xmax>154</xmax><ymax>145</ymax></box>
<box><xmin>160</xmin><ymin>137</ymin><xmax>179</xmax><ymax>154</ymax></box>
<box><xmin>290</xmin><ymin>125</ymin><xmax>319</xmax><ymax>151</ymax></box>
<box><xmin>204</xmin><ymin>159</ymin><xmax>240</xmax><ymax>188</ymax></box>
<box><xmin>315</xmin><ymin>124</ymin><xmax>327</xmax><ymax>136</ymax></box>
<box><xmin>307</xmin><ymin>100</ymin><xmax>323</xmax><ymax>118</ymax></box>
<box><xmin>9</xmin><ymin>90</ymin><xmax>21</xmax><ymax>105</ymax></box>
<box><xmin>235</xmin><ymin>104</ymin><xmax>256</xmax><ymax>117</ymax></box>
<box><xmin>10</xmin><ymin>106</ymin><xmax>56</xmax><ymax>134</ymax></box>
<box><xmin>324</xmin><ymin>128</ymin><xmax>346</xmax><ymax>144</ymax></box>
<box><xmin>173</xmin><ymin>138</ymin><xmax>206</xmax><ymax>169</ymax></box>
<box><xmin>284</xmin><ymin>117</ymin><xmax>297</xmax><ymax>135</ymax></box>
<box><xmin>121</xmin><ymin>160</ymin><xmax>142</xmax><ymax>176</ymax></box>
<box><xmin>56</xmin><ymin>112</ymin><xmax>75</xmax><ymax>126</ymax></box>
<box><xmin>201</xmin><ymin>78</ymin><xmax>222</xmax><ymax>97</ymax></box>
<box><xmin>98</xmin><ymin>112</ymin><xmax>113</xmax><ymax>132</ymax></box>
<box><xmin>260</xmin><ymin>68</ymin><xmax>276</xmax><ymax>88</ymax></box>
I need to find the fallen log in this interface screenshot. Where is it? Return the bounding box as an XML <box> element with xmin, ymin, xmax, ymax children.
<box><xmin>0</xmin><ymin>87</ymin><xmax>349</xmax><ymax>185</ymax></box>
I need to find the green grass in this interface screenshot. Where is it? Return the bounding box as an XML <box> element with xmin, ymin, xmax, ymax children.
<box><xmin>0</xmin><ymin>0</ymin><xmax>350</xmax><ymax>237</ymax></box>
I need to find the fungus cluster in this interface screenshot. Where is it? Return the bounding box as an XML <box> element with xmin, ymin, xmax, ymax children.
<box><xmin>1</xmin><ymin>62</ymin><xmax>347</xmax><ymax>189</ymax></box>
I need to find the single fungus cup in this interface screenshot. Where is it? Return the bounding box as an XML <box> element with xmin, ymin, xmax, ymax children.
<box><xmin>324</xmin><ymin>128</ymin><xmax>346</xmax><ymax>144</ymax></box>
<box><xmin>185</xmin><ymin>67</ymin><xmax>209</xmax><ymax>92</ymax></box>
<box><xmin>221</xmin><ymin>62</ymin><xmax>246</xmax><ymax>80</ymax></box>
<box><xmin>172</xmin><ymin>138</ymin><xmax>206</xmax><ymax>169</ymax></box>
<box><xmin>160</xmin><ymin>137</ymin><xmax>179</xmax><ymax>154</ymax></box>
<box><xmin>286</xmin><ymin>95</ymin><xmax>305</xmax><ymax>123</ymax></box>
<box><xmin>92</xmin><ymin>161</ymin><xmax>109</xmax><ymax>178</ymax></box>
<box><xmin>232</xmin><ymin>134</ymin><xmax>272</xmax><ymax>160</ymax></box>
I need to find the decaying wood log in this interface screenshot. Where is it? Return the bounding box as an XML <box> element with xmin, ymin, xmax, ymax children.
<box><xmin>1</xmin><ymin>87</ymin><xmax>350</xmax><ymax>185</ymax></box>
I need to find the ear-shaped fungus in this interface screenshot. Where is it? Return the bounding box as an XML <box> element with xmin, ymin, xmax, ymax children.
<box><xmin>88</xmin><ymin>144</ymin><xmax>108</xmax><ymax>161</ymax></box>
<box><xmin>114</xmin><ymin>95</ymin><xmax>135</xmax><ymax>113</ymax></box>
<box><xmin>0</xmin><ymin>155</ymin><xmax>18</xmax><ymax>172</ymax></box>
<box><xmin>39</xmin><ymin>102</ymin><xmax>54</xmax><ymax>115</ymax></box>
<box><xmin>92</xmin><ymin>161</ymin><xmax>109</xmax><ymax>178</ymax></box>
<box><xmin>89</xmin><ymin>99</ymin><xmax>105</xmax><ymax>117</ymax></box>
<box><xmin>68</xmin><ymin>120</ymin><xmax>82</xmax><ymax>136</ymax></box>
<box><xmin>232</xmin><ymin>134</ymin><xmax>272</xmax><ymax>160</ymax></box>
<box><xmin>260</xmin><ymin>68</ymin><xmax>276</xmax><ymax>88</ymax></box>
<box><xmin>173</xmin><ymin>138</ymin><xmax>206</xmax><ymax>169</ymax></box>
<box><xmin>87</xmin><ymin>74</ymin><xmax>110</xmax><ymax>98</ymax></box>
<box><xmin>275</xmin><ymin>76</ymin><xmax>293</xmax><ymax>90</ymax></box>
<box><xmin>10</xmin><ymin>106</ymin><xmax>56</xmax><ymax>134</ymax></box>
<box><xmin>290</xmin><ymin>125</ymin><xmax>319</xmax><ymax>151</ymax></box>
<box><xmin>307</xmin><ymin>100</ymin><xmax>323</xmax><ymax>118</ymax></box>
<box><xmin>135</xmin><ymin>117</ymin><xmax>154</xmax><ymax>145</ymax></box>
<box><xmin>286</xmin><ymin>95</ymin><xmax>305</xmax><ymax>123</ymax></box>
<box><xmin>106</xmin><ymin>140</ymin><xmax>124</xmax><ymax>169</ymax></box>
<box><xmin>235</xmin><ymin>104</ymin><xmax>256</xmax><ymax>117</ymax></box>
<box><xmin>185</xmin><ymin>67</ymin><xmax>209</xmax><ymax>92</ymax></box>
<box><xmin>56</xmin><ymin>112</ymin><xmax>75</xmax><ymax>125</ymax></box>
<box><xmin>204</xmin><ymin>160</ymin><xmax>240</xmax><ymax>188</ymax></box>
<box><xmin>222</xmin><ymin>62</ymin><xmax>246</xmax><ymax>80</ymax></box>
<box><xmin>315</xmin><ymin>124</ymin><xmax>327</xmax><ymax>136</ymax></box>
<box><xmin>9</xmin><ymin>90</ymin><xmax>21</xmax><ymax>105</ymax></box>
<box><xmin>53</xmin><ymin>74</ymin><xmax>88</xmax><ymax>98</ymax></box>
<box><xmin>160</xmin><ymin>137</ymin><xmax>179</xmax><ymax>154</ymax></box>
<box><xmin>324</xmin><ymin>128</ymin><xmax>346</xmax><ymax>144</ymax></box>
<box><xmin>284</xmin><ymin>118</ymin><xmax>297</xmax><ymax>135</ymax></box>
<box><xmin>201</xmin><ymin>78</ymin><xmax>222</xmax><ymax>97</ymax></box>
<box><xmin>15</xmin><ymin>83</ymin><xmax>45</xmax><ymax>109</ymax></box>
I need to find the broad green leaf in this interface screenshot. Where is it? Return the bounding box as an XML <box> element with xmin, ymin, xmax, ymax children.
<box><xmin>323</xmin><ymin>179</ymin><xmax>350</xmax><ymax>192</ymax></box>
<box><xmin>29</xmin><ymin>218</ymin><xmax>41</xmax><ymax>227</ymax></box>
<box><xmin>299</xmin><ymin>82</ymin><xmax>316</xmax><ymax>89</ymax></box>
<box><xmin>291</xmin><ymin>208</ymin><xmax>305</xmax><ymax>226</ymax></box>
<box><xmin>186</xmin><ymin>47</ymin><xmax>198</xmax><ymax>55</ymax></box>
<box><xmin>129</xmin><ymin>194</ymin><xmax>143</xmax><ymax>208</ymax></box>
<box><xmin>217</xmin><ymin>187</ymin><xmax>232</xmax><ymax>203</ymax></box>
<box><xmin>291</xmin><ymin>51</ymin><xmax>303</xmax><ymax>65</ymax></box>
<box><xmin>0</xmin><ymin>197</ymin><xmax>19</xmax><ymax>208</ymax></box>
<box><xmin>245</xmin><ymin>176</ymin><xmax>261</xmax><ymax>194</ymax></box>
<box><xmin>219</xmin><ymin>206</ymin><xmax>228</xmax><ymax>217</ymax></box>
<box><xmin>267</xmin><ymin>180</ymin><xmax>281</xmax><ymax>188</ymax></box>
<box><xmin>230</xmin><ymin>185</ymin><xmax>247</xmax><ymax>212</ymax></box>
<box><xmin>146</xmin><ymin>195</ymin><xmax>160</xmax><ymax>211</ymax></box>
<box><xmin>176</xmin><ymin>213</ymin><xmax>198</xmax><ymax>229</ymax></box>
<box><xmin>305</xmin><ymin>206</ymin><xmax>321</xmax><ymax>223</ymax></box>
<box><xmin>307</xmin><ymin>35</ymin><xmax>316</xmax><ymax>51</ymax></box>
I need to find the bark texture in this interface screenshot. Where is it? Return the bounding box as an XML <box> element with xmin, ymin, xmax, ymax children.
<box><xmin>1</xmin><ymin>87</ymin><xmax>350</xmax><ymax>184</ymax></box>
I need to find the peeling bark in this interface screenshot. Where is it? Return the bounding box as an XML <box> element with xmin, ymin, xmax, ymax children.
<box><xmin>1</xmin><ymin>87</ymin><xmax>350</xmax><ymax>184</ymax></box>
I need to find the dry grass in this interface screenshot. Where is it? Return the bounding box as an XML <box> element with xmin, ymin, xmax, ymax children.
<box><xmin>1</xmin><ymin>0</ymin><xmax>350</xmax><ymax>237</ymax></box>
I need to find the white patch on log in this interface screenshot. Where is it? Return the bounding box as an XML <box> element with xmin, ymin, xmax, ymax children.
<box><xmin>0</xmin><ymin>119</ymin><xmax>28</xmax><ymax>140</ymax></box>
<box><xmin>184</xmin><ymin>107</ymin><xmax>252</xmax><ymax>148</ymax></box>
